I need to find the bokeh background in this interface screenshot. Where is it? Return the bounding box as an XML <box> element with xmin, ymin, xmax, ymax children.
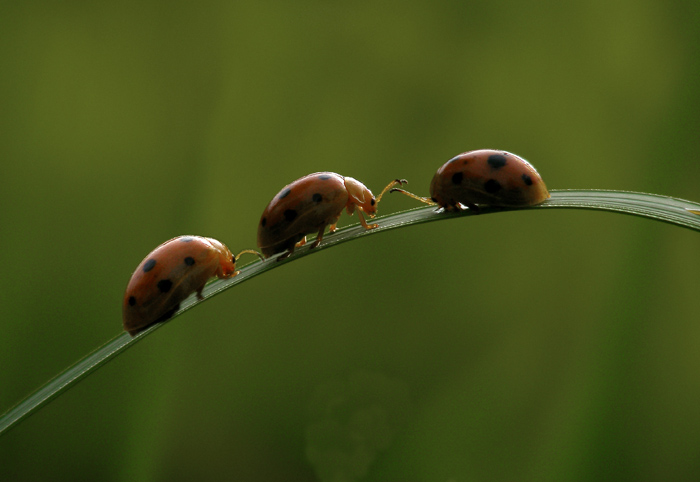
<box><xmin>1</xmin><ymin>1</ymin><xmax>699</xmax><ymax>480</ymax></box>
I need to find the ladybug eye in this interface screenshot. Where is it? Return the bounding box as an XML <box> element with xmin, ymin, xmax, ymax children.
<box><xmin>370</xmin><ymin>198</ymin><xmax>376</xmax><ymax>206</ymax></box>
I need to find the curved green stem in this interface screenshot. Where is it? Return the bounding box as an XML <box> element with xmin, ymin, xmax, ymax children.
<box><xmin>1</xmin><ymin>189</ymin><xmax>699</xmax><ymax>436</ymax></box>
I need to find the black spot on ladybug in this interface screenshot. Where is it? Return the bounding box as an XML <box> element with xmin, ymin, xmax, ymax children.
<box><xmin>284</xmin><ymin>209</ymin><xmax>297</xmax><ymax>222</ymax></box>
<box><xmin>128</xmin><ymin>296</ymin><xmax>137</xmax><ymax>306</ymax></box>
<box><xmin>522</xmin><ymin>173</ymin><xmax>533</xmax><ymax>186</ymax></box>
<box><xmin>487</xmin><ymin>154</ymin><xmax>507</xmax><ymax>169</ymax></box>
<box><xmin>157</xmin><ymin>279</ymin><xmax>173</xmax><ymax>293</ymax></box>
<box><xmin>312</xmin><ymin>193</ymin><xmax>323</xmax><ymax>203</ymax></box>
<box><xmin>318</xmin><ymin>174</ymin><xmax>332</xmax><ymax>180</ymax></box>
<box><xmin>451</xmin><ymin>172</ymin><xmax>463</xmax><ymax>185</ymax></box>
<box><xmin>184</xmin><ymin>256</ymin><xmax>195</xmax><ymax>266</ymax></box>
<box><xmin>370</xmin><ymin>198</ymin><xmax>376</xmax><ymax>206</ymax></box>
<box><xmin>179</xmin><ymin>237</ymin><xmax>194</xmax><ymax>242</ymax></box>
<box><xmin>279</xmin><ymin>188</ymin><xmax>291</xmax><ymax>199</ymax></box>
<box><xmin>143</xmin><ymin>259</ymin><xmax>156</xmax><ymax>272</ymax></box>
<box><xmin>484</xmin><ymin>179</ymin><xmax>502</xmax><ymax>193</ymax></box>
<box><xmin>261</xmin><ymin>217</ymin><xmax>267</xmax><ymax>227</ymax></box>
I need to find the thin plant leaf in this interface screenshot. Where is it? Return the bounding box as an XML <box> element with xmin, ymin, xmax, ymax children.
<box><xmin>1</xmin><ymin>189</ymin><xmax>699</xmax><ymax>436</ymax></box>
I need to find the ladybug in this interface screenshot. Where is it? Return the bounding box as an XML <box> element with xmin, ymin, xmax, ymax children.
<box><xmin>257</xmin><ymin>172</ymin><xmax>406</xmax><ymax>259</ymax></box>
<box><xmin>392</xmin><ymin>149</ymin><xmax>550</xmax><ymax>211</ymax></box>
<box><xmin>122</xmin><ymin>236</ymin><xmax>262</xmax><ymax>336</ymax></box>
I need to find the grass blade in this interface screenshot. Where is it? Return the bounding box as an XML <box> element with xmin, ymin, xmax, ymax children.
<box><xmin>1</xmin><ymin>189</ymin><xmax>699</xmax><ymax>436</ymax></box>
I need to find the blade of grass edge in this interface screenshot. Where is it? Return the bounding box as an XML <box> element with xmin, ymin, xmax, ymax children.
<box><xmin>1</xmin><ymin>188</ymin><xmax>699</xmax><ymax>436</ymax></box>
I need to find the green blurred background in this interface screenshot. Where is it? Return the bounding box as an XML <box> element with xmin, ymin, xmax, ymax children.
<box><xmin>1</xmin><ymin>1</ymin><xmax>699</xmax><ymax>480</ymax></box>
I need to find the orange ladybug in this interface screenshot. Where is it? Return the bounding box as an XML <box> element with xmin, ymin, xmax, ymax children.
<box><xmin>257</xmin><ymin>172</ymin><xmax>406</xmax><ymax>259</ymax></box>
<box><xmin>122</xmin><ymin>236</ymin><xmax>262</xmax><ymax>335</ymax></box>
<box><xmin>392</xmin><ymin>149</ymin><xmax>550</xmax><ymax>211</ymax></box>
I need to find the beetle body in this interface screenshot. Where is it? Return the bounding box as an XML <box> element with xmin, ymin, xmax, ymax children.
<box><xmin>257</xmin><ymin>172</ymin><xmax>404</xmax><ymax>258</ymax></box>
<box><xmin>392</xmin><ymin>149</ymin><xmax>549</xmax><ymax>211</ymax></box>
<box><xmin>430</xmin><ymin>149</ymin><xmax>549</xmax><ymax>210</ymax></box>
<box><xmin>123</xmin><ymin>236</ymin><xmax>237</xmax><ymax>335</ymax></box>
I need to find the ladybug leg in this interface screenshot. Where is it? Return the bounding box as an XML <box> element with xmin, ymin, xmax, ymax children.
<box><xmin>310</xmin><ymin>226</ymin><xmax>326</xmax><ymax>249</ymax></box>
<box><xmin>357</xmin><ymin>211</ymin><xmax>379</xmax><ymax>230</ymax></box>
<box><xmin>278</xmin><ymin>233</ymin><xmax>308</xmax><ymax>261</ymax></box>
<box><xmin>464</xmin><ymin>203</ymin><xmax>480</xmax><ymax>213</ymax></box>
<box><xmin>328</xmin><ymin>212</ymin><xmax>341</xmax><ymax>232</ymax></box>
<box><xmin>277</xmin><ymin>246</ymin><xmax>295</xmax><ymax>261</ymax></box>
<box><xmin>277</xmin><ymin>237</ymin><xmax>301</xmax><ymax>261</ymax></box>
<box><xmin>445</xmin><ymin>202</ymin><xmax>471</xmax><ymax>213</ymax></box>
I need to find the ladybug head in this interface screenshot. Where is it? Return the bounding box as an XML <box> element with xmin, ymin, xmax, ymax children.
<box><xmin>344</xmin><ymin>177</ymin><xmax>377</xmax><ymax>216</ymax></box>
<box><xmin>205</xmin><ymin>237</ymin><xmax>237</xmax><ymax>278</ymax></box>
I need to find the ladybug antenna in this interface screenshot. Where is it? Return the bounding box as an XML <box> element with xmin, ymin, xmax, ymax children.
<box><xmin>375</xmin><ymin>178</ymin><xmax>408</xmax><ymax>204</ymax></box>
<box><xmin>233</xmin><ymin>249</ymin><xmax>265</xmax><ymax>264</ymax></box>
<box><xmin>389</xmin><ymin>188</ymin><xmax>436</xmax><ymax>206</ymax></box>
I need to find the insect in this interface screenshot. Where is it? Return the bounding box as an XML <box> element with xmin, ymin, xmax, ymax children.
<box><xmin>122</xmin><ymin>236</ymin><xmax>262</xmax><ymax>335</ymax></box>
<box><xmin>391</xmin><ymin>149</ymin><xmax>550</xmax><ymax>212</ymax></box>
<box><xmin>257</xmin><ymin>172</ymin><xmax>406</xmax><ymax>259</ymax></box>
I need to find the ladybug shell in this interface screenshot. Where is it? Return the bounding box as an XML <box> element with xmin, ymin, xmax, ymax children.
<box><xmin>257</xmin><ymin>172</ymin><xmax>349</xmax><ymax>257</ymax></box>
<box><xmin>430</xmin><ymin>149</ymin><xmax>550</xmax><ymax>209</ymax></box>
<box><xmin>122</xmin><ymin>236</ymin><xmax>236</xmax><ymax>335</ymax></box>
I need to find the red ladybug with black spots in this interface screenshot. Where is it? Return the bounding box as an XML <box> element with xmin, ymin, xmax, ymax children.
<box><xmin>392</xmin><ymin>149</ymin><xmax>550</xmax><ymax>211</ymax></box>
<box><xmin>122</xmin><ymin>236</ymin><xmax>261</xmax><ymax>335</ymax></box>
<box><xmin>257</xmin><ymin>172</ymin><xmax>406</xmax><ymax>259</ymax></box>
